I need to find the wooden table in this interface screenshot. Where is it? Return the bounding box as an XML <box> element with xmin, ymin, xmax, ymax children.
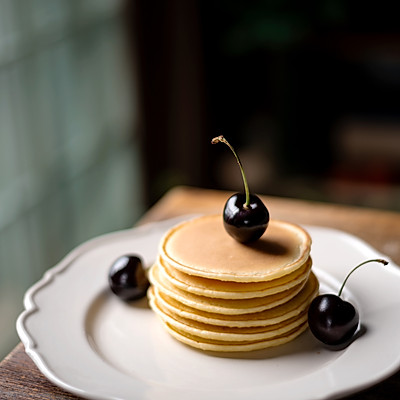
<box><xmin>1</xmin><ymin>186</ymin><xmax>400</xmax><ymax>399</ymax></box>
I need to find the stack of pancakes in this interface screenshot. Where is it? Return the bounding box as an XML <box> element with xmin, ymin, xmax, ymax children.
<box><xmin>148</xmin><ymin>215</ymin><xmax>318</xmax><ymax>352</ymax></box>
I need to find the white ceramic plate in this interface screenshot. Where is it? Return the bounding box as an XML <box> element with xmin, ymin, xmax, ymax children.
<box><xmin>17</xmin><ymin>215</ymin><xmax>400</xmax><ymax>400</ymax></box>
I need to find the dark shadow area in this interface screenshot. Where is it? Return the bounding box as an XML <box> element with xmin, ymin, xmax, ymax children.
<box><xmin>246</xmin><ymin>238</ymin><xmax>289</xmax><ymax>257</ymax></box>
<box><xmin>125</xmin><ymin>0</ymin><xmax>400</xmax><ymax>211</ymax></box>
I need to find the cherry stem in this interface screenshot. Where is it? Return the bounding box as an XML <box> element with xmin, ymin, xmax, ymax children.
<box><xmin>212</xmin><ymin>135</ymin><xmax>250</xmax><ymax>207</ymax></box>
<box><xmin>338</xmin><ymin>258</ymin><xmax>389</xmax><ymax>297</ymax></box>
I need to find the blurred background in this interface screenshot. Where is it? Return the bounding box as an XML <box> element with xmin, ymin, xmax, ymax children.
<box><xmin>1</xmin><ymin>0</ymin><xmax>399</xmax><ymax>359</ymax></box>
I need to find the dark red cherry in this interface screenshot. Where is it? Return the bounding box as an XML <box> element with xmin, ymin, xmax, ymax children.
<box><xmin>108</xmin><ymin>255</ymin><xmax>149</xmax><ymax>301</ymax></box>
<box><xmin>212</xmin><ymin>135</ymin><xmax>270</xmax><ymax>243</ymax></box>
<box><xmin>308</xmin><ymin>294</ymin><xmax>359</xmax><ymax>345</ymax></box>
<box><xmin>223</xmin><ymin>193</ymin><xmax>269</xmax><ymax>243</ymax></box>
<box><xmin>308</xmin><ymin>259</ymin><xmax>388</xmax><ymax>347</ymax></box>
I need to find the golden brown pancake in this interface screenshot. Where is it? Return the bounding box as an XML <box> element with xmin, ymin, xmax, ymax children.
<box><xmin>159</xmin><ymin>215</ymin><xmax>311</xmax><ymax>282</ymax></box>
<box><xmin>148</xmin><ymin>272</ymin><xmax>318</xmax><ymax>328</ymax></box>
<box><xmin>149</xmin><ymin>263</ymin><xmax>307</xmax><ymax>315</ymax></box>
<box><xmin>148</xmin><ymin>215</ymin><xmax>317</xmax><ymax>352</ymax></box>
<box><xmin>161</xmin><ymin>320</ymin><xmax>309</xmax><ymax>352</ymax></box>
<box><xmin>149</xmin><ymin>292</ymin><xmax>309</xmax><ymax>342</ymax></box>
<box><xmin>158</xmin><ymin>255</ymin><xmax>312</xmax><ymax>299</ymax></box>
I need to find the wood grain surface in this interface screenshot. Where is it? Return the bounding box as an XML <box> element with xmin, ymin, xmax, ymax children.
<box><xmin>1</xmin><ymin>186</ymin><xmax>400</xmax><ymax>399</ymax></box>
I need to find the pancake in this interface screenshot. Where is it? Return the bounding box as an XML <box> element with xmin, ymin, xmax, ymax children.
<box><xmin>158</xmin><ymin>255</ymin><xmax>313</xmax><ymax>299</ymax></box>
<box><xmin>159</xmin><ymin>215</ymin><xmax>311</xmax><ymax>282</ymax></box>
<box><xmin>149</xmin><ymin>292</ymin><xmax>309</xmax><ymax>342</ymax></box>
<box><xmin>148</xmin><ymin>272</ymin><xmax>319</xmax><ymax>328</ymax></box>
<box><xmin>147</xmin><ymin>214</ymin><xmax>317</xmax><ymax>352</ymax></box>
<box><xmin>161</xmin><ymin>320</ymin><xmax>309</xmax><ymax>352</ymax></box>
<box><xmin>149</xmin><ymin>263</ymin><xmax>307</xmax><ymax>315</ymax></box>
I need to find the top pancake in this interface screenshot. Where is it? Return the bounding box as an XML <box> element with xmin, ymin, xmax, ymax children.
<box><xmin>159</xmin><ymin>215</ymin><xmax>311</xmax><ymax>282</ymax></box>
